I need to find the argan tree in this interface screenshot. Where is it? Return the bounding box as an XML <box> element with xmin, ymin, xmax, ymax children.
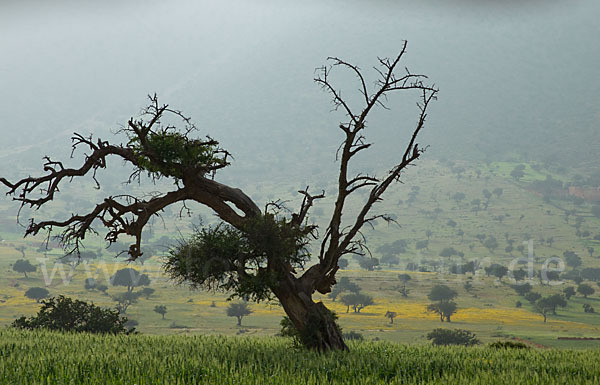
<box><xmin>24</xmin><ymin>287</ymin><xmax>50</xmax><ymax>303</ymax></box>
<box><xmin>226</xmin><ymin>302</ymin><xmax>253</xmax><ymax>326</ymax></box>
<box><xmin>0</xmin><ymin>43</ymin><xmax>437</xmax><ymax>351</ymax></box>
<box><xmin>12</xmin><ymin>259</ymin><xmax>36</xmax><ymax>278</ymax></box>
<box><xmin>154</xmin><ymin>305</ymin><xmax>167</xmax><ymax>320</ymax></box>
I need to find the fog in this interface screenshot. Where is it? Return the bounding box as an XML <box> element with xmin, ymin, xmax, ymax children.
<box><xmin>1</xmin><ymin>0</ymin><xmax>598</xmax><ymax>178</ymax></box>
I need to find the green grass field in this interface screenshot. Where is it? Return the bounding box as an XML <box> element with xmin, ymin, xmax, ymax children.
<box><xmin>1</xmin><ymin>159</ymin><xmax>600</xmax><ymax>349</ymax></box>
<box><xmin>2</xmin><ymin>329</ymin><xmax>600</xmax><ymax>385</ymax></box>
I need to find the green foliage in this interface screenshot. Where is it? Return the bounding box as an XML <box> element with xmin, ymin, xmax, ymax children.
<box><xmin>165</xmin><ymin>215</ymin><xmax>312</xmax><ymax>302</ymax></box>
<box><xmin>12</xmin><ymin>259</ymin><xmax>36</xmax><ymax>278</ymax></box>
<box><xmin>488</xmin><ymin>341</ymin><xmax>530</xmax><ymax>349</ymax></box>
<box><xmin>154</xmin><ymin>305</ymin><xmax>167</xmax><ymax>319</ymax></box>
<box><xmin>12</xmin><ymin>296</ymin><xmax>131</xmax><ymax>334</ymax></box>
<box><xmin>341</xmin><ymin>293</ymin><xmax>374</xmax><ymax>313</ymax></box>
<box><xmin>428</xmin><ymin>285</ymin><xmax>457</xmax><ymax>302</ymax></box>
<box><xmin>485</xmin><ymin>263</ymin><xmax>508</xmax><ymax>279</ymax></box>
<box><xmin>226</xmin><ymin>303</ymin><xmax>253</xmax><ymax>326</ymax></box>
<box><xmin>426</xmin><ymin>328</ymin><xmax>480</xmax><ymax>346</ymax></box>
<box><xmin>563</xmin><ymin>286</ymin><xmax>576</xmax><ymax>299</ymax></box>
<box><xmin>564</xmin><ymin>251</ymin><xmax>582</xmax><ymax>268</ymax></box>
<box><xmin>128</xmin><ymin>129</ymin><xmax>228</xmax><ymax>180</ymax></box>
<box><xmin>279</xmin><ymin>310</ymin><xmax>342</xmax><ymax>348</ymax></box>
<box><xmin>525</xmin><ymin>292</ymin><xmax>542</xmax><ymax>303</ymax></box>
<box><xmin>577</xmin><ymin>284</ymin><xmax>595</xmax><ymax>298</ymax></box>
<box><xmin>342</xmin><ymin>331</ymin><xmax>364</xmax><ymax>341</ymax></box>
<box><xmin>512</xmin><ymin>283</ymin><xmax>532</xmax><ymax>296</ymax></box>
<box><xmin>427</xmin><ymin>301</ymin><xmax>458</xmax><ymax>322</ymax></box>
<box><xmin>24</xmin><ymin>287</ymin><xmax>50</xmax><ymax>303</ymax></box>
<box><xmin>111</xmin><ymin>268</ymin><xmax>151</xmax><ymax>292</ymax></box>
<box><xmin>358</xmin><ymin>257</ymin><xmax>380</xmax><ymax>271</ymax></box>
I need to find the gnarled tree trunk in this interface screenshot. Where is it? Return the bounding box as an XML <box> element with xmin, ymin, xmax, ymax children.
<box><xmin>273</xmin><ymin>278</ymin><xmax>347</xmax><ymax>351</ymax></box>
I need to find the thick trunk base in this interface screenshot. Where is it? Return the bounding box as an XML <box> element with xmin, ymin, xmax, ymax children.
<box><xmin>276</xmin><ymin>288</ymin><xmax>348</xmax><ymax>351</ymax></box>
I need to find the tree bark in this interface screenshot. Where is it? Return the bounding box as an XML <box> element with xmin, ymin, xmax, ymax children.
<box><xmin>273</xmin><ymin>280</ymin><xmax>347</xmax><ymax>351</ymax></box>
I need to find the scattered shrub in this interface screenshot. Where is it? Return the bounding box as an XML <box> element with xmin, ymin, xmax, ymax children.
<box><xmin>488</xmin><ymin>341</ymin><xmax>530</xmax><ymax>349</ymax></box>
<box><xmin>12</xmin><ymin>296</ymin><xmax>132</xmax><ymax>334</ymax></box>
<box><xmin>426</xmin><ymin>328</ymin><xmax>480</xmax><ymax>346</ymax></box>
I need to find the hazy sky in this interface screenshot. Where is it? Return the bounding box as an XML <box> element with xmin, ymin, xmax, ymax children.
<box><xmin>1</xmin><ymin>0</ymin><xmax>598</xmax><ymax>175</ymax></box>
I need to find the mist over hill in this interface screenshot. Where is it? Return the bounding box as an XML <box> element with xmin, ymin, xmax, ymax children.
<box><xmin>1</xmin><ymin>0</ymin><xmax>598</xmax><ymax>182</ymax></box>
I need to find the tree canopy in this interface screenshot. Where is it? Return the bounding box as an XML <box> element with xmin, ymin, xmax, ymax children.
<box><xmin>0</xmin><ymin>44</ymin><xmax>437</xmax><ymax>351</ymax></box>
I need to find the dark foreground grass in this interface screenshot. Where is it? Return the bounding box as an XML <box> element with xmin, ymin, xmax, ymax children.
<box><xmin>1</xmin><ymin>329</ymin><xmax>600</xmax><ymax>384</ymax></box>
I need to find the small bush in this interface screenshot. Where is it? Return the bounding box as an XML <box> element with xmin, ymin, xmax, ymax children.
<box><xmin>12</xmin><ymin>296</ymin><xmax>132</xmax><ymax>334</ymax></box>
<box><xmin>342</xmin><ymin>331</ymin><xmax>364</xmax><ymax>341</ymax></box>
<box><xmin>426</xmin><ymin>328</ymin><xmax>480</xmax><ymax>346</ymax></box>
<box><xmin>488</xmin><ymin>340</ymin><xmax>530</xmax><ymax>349</ymax></box>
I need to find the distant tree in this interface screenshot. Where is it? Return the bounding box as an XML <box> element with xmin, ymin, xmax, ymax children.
<box><xmin>141</xmin><ymin>287</ymin><xmax>155</xmax><ymax>299</ymax></box>
<box><xmin>111</xmin><ymin>268</ymin><xmax>151</xmax><ymax>293</ymax></box>
<box><xmin>485</xmin><ymin>264</ymin><xmax>508</xmax><ymax>280</ymax></box>
<box><xmin>428</xmin><ymin>285</ymin><xmax>457</xmax><ymax>302</ymax></box>
<box><xmin>563</xmin><ymin>251</ymin><xmax>582</xmax><ymax>269</ymax></box>
<box><xmin>427</xmin><ymin>301</ymin><xmax>458</xmax><ymax>322</ymax></box>
<box><xmin>15</xmin><ymin>245</ymin><xmax>26</xmax><ymax>258</ymax></box>
<box><xmin>484</xmin><ymin>236</ymin><xmax>499</xmax><ymax>253</ymax></box>
<box><xmin>24</xmin><ymin>287</ymin><xmax>50</xmax><ymax>303</ymax></box>
<box><xmin>358</xmin><ymin>258</ymin><xmax>379</xmax><ymax>271</ymax></box>
<box><xmin>563</xmin><ymin>286</ymin><xmax>576</xmax><ymax>300</ymax></box>
<box><xmin>341</xmin><ymin>293</ymin><xmax>374</xmax><ymax>313</ymax></box>
<box><xmin>226</xmin><ymin>303</ymin><xmax>252</xmax><ymax>326</ymax></box>
<box><xmin>510</xmin><ymin>166</ymin><xmax>525</xmax><ymax>181</ymax></box>
<box><xmin>475</xmin><ymin>234</ymin><xmax>486</xmax><ymax>244</ymax></box>
<box><xmin>439</xmin><ymin>247</ymin><xmax>460</xmax><ymax>258</ymax></box>
<box><xmin>425</xmin><ymin>229</ymin><xmax>433</xmax><ymax>240</ymax></box>
<box><xmin>406</xmin><ymin>262</ymin><xmax>419</xmax><ymax>271</ymax></box>
<box><xmin>511</xmin><ymin>268</ymin><xmax>528</xmax><ymax>282</ymax></box>
<box><xmin>525</xmin><ymin>292</ymin><xmax>542</xmax><ymax>304</ymax></box>
<box><xmin>427</xmin><ymin>328</ymin><xmax>479</xmax><ymax>346</ymax></box>
<box><xmin>97</xmin><ymin>284</ymin><xmax>109</xmax><ymax>294</ymax></box>
<box><xmin>545</xmin><ymin>294</ymin><xmax>567</xmax><ymax>315</ymax></box>
<box><xmin>452</xmin><ymin>192</ymin><xmax>466</xmax><ymax>206</ymax></box>
<box><xmin>112</xmin><ymin>291</ymin><xmax>142</xmax><ymax>314</ymax></box>
<box><xmin>588</xmin><ymin>247</ymin><xmax>594</xmax><ymax>258</ymax></box>
<box><xmin>328</xmin><ymin>277</ymin><xmax>361</xmax><ymax>302</ymax></box>
<box><xmin>512</xmin><ymin>283</ymin><xmax>532</xmax><ymax>296</ymax></box>
<box><xmin>398</xmin><ymin>274</ymin><xmax>411</xmax><ymax>297</ymax></box>
<box><xmin>446</xmin><ymin>219</ymin><xmax>457</xmax><ymax>228</ymax></box>
<box><xmin>12</xmin><ymin>296</ymin><xmax>132</xmax><ymax>334</ymax></box>
<box><xmin>482</xmin><ymin>189</ymin><xmax>492</xmax><ymax>202</ymax></box>
<box><xmin>338</xmin><ymin>258</ymin><xmax>349</xmax><ymax>270</ymax></box>
<box><xmin>380</xmin><ymin>254</ymin><xmax>400</xmax><ymax>267</ymax></box>
<box><xmin>463</xmin><ymin>280</ymin><xmax>473</xmax><ymax>293</ymax></box>
<box><xmin>492</xmin><ymin>187</ymin><xmax>503</xmax><ymax>198</ymax></box>
<box><xmin>385</xmin><ymin>311</ymin><xmax>398</xmax><ymax>324</ymax></box>
<box><xmin>12</xmin><ymin>259</ymin><xmax>36</xmax><ymax>278</ymax></box>
<box><xmin>456</xmin><ymin>229</ymin><xmax>465</xmax><ymax>240</ymax></box>
<box><xmin>534</xmin><ymin>297</ymin><xmax>554</xmax><ymax>323</ymax></box>
<box><xmin>153</xmin><ymin>305</ymin><xmax>167</xmax><ymax>319</ymax></box>
<box><xmin>577</xmin><ymin>284</ymin><xmax>595</xmax><ymax>298</ymax></box>
<box><xmin>583</xmin><ymin>303</ymin><xmax>595</xmax><ymax>313</ymax></box>
<box><xmin>581</xmin><ymin>268</ymin><xmax>600</xmax><ymax>282</ymax></box>
<box><xmin>415</xmin><ymin>240</ymin><xmax>429</xmax><ymax>250</ymax></box>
